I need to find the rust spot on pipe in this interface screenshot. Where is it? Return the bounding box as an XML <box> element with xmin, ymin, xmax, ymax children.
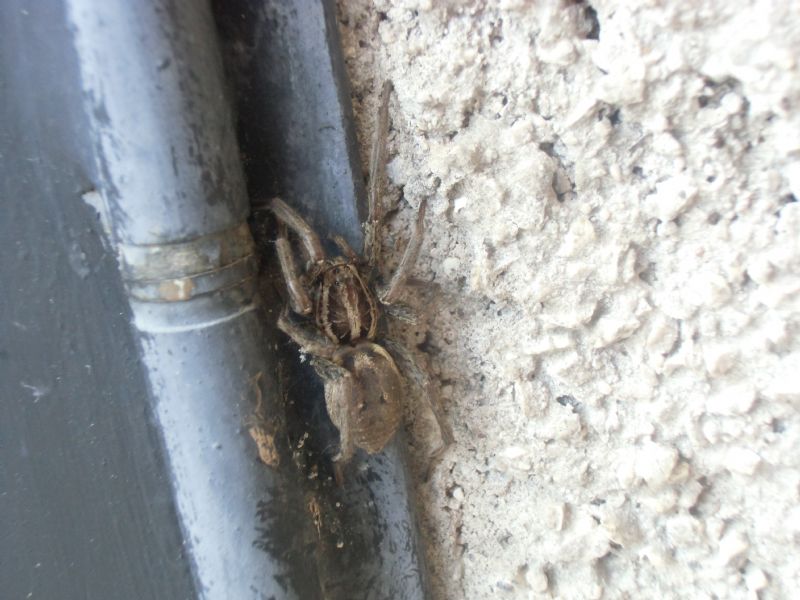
<box><xmin>158</xmin><ymin>278</ymin><xmax>195</xmax><ymax>301</ymax></box>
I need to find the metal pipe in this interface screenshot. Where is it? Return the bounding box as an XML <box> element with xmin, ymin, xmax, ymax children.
<box><xmin>69</xmin><ymin>1</ymin><xmax>319</xmax><ymax>597</ymax></box>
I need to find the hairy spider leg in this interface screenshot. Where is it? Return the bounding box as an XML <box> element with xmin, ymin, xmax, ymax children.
<box><xmin>312</xmin><ymin>357</ymin><xmax>357</xmax><ymax>465</ymax></box>
<box><xmin>330</xmin><ymin>235</ymin><xmax>361</xmax><ymax>262</ymax></box>
<box><xmin>383</xmin><ymin>337</ymin><xmax>454</xmax><ymax>451</ymax></box>
<box><xmin>277</xmin><ymin>309</ymin><xmax>337</xmax><ymax>360</ymax></box>
<box><xmin>275</xmin><ymin>223</ymin><xmax>313</xmax><ymax>315</ymax></box>
<box><xmin>379</xmin><ymin>197</ymin><xmax>427</xmax><ymax>305</ymax></box>
<box><xmin>364</xmin><ymin>80</ymin><xmax>393</xmax><ymax>267</ymax></box>
<box><xmin>270</xmin><ymin>197</ymin><xmax>326</xmax><ymax>264</ymax></box>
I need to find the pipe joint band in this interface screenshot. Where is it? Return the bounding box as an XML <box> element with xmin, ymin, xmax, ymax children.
<box><xmin>118</xmin><ymin>222</ymin><xmax>256</xmax><ymax>303</ymax></box>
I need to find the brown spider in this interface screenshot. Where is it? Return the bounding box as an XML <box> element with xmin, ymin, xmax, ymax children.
<box><xmin>270</xmin><ymin>82</ymin><xmax>451</xmax><ymax>469</ymax></box>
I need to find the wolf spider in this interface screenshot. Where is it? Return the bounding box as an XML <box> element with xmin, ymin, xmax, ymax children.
<box><xmin>270</xmin><ymin>81</ymin><xmax>451</xmax><ymax>470</ymax></box>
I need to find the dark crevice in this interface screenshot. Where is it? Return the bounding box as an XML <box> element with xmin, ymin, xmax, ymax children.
<box><xmin>539</xmin><ymin>141</ymin><xmax>556</xmax><ymax>157</ymax></box>
<box><xmin>570</xmin><ymin>0</ymin><xmax>600</xmax><ymax>40</ymax></box>
<box><xmin>584</xmin><ymin>5</ymin><xmax>600</xmax><ymax>40</ymax></box>
<box><xmin>556</xmin><ymin>395</ymin><xmax>581</xmax><ymax>412</ymax></box>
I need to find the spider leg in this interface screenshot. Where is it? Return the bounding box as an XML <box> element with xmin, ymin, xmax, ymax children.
<box><xmin>270</xmin><ymin>197</ymin><xmax>325</xmax><ymax>264</ymax></box>
<box><xmin>382</xmin><ymin>337</ymin><xmax>453</xmax><ymax>450</ymax></box>
<box><xmin>364</xmin><ymin>80</ymin><xmax>393</xmax><ymax>267</ymax></box>
<box><xmin>313</xmin><ymin>357</ymin><xmax>357</xmax><ymax>466</ymax></box>
<box><xmin>382</xmin><ymin>301</ymin><xmax>418</xmax><ymax>325</ymax></box>
<box><xmin>330</xmin><ymin>235</ymin><xmax>361</xmax><ymax>262</ymax></box>
<box><xmin>277</xmin><ymin>308</ymin><xmax>336</xmax><ymax>360</ymax></box>
<box><xmin>379</xmin><ymin>197</ymin><xmax>427</xmax><ymax>305</ymax></box>
<box><xmin>275</xmin><ymin>223</ymin><xmax>313</xmax><ymax>315</ymax></box>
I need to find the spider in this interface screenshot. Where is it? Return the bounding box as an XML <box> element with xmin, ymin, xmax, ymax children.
<box><xmin>270</xmin><ymin>81</ymin><xmax>451</xmax><ymax>470</ymax></box>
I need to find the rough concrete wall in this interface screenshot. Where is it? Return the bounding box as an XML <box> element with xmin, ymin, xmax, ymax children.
<box><xmin>337</xmin><ymin>1</ymin><xmax>800</xmax><ymax>598</ymax></box>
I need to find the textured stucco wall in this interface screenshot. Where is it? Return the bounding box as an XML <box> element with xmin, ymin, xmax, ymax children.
<box><xmin>337</xmin><ymin>2</ymin><xmax>800</xmax><ymax>598</ymax></box>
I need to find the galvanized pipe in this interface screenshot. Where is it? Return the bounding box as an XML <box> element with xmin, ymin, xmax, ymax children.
<box><xmin>69</xmin><ymin>0</ymin><xmax>317</xmax><ymax>597</ymax></box>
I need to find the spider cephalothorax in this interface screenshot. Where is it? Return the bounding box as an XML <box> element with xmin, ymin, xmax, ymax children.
<box><xmin>312</xmin><ymin>260</ymin><xmax>379</xmax><ymax>344</ymax></box>
<box><xmin>269</xmin><ymin>82</ymin><xmax>451</xmax><ymax>469</ymax></box>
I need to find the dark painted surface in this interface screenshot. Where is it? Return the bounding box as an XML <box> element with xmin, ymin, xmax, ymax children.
<box><xmin>212</xmin><ymin>0</ymin><xmax>367</xmax><ymax>247</ymax></box>
<box><xmin>0</xmin><ymin>2</ymin><xmax>196</xmax><ymax>598</ymax></box>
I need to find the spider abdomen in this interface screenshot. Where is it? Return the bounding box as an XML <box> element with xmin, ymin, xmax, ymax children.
<box><xmin>315</xmin><ymin>262</ymin><xmax>379</xmax><ymax>343</ymax></box>
<box><xmin>329</xmin><ymin>343</ymin><xmax>403</xmax><ymax>455</ymax></box>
